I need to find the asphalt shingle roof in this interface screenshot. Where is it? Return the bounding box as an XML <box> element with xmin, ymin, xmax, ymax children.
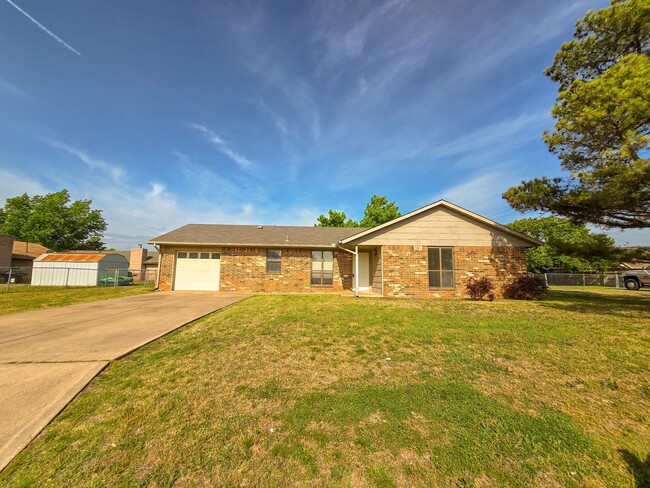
<box><xmin>149</xmin><ymin>224</ymin><xmax>367</xmax><ymax>248</ymax></box>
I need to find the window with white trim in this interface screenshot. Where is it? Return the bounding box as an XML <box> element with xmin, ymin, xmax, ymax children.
<box><xmin>428</xmin><ymin>247</ymin><xmax>454</xmax><ymax>288</ymax></box>
<box><xmin>311</xmin><ymin>251</ymin><xmax>333</xmax><ymax>286</ymax></box>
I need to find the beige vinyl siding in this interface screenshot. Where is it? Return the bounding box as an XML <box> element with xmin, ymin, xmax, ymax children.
<box><xmin>347</xmin><ymin>207</ymin><xmax>531</xmax><ymax>247</ymax></box>
<box><xmin>371</xmin><ymin>250</ymin><xmax>382</xmax><ymax>294</ymax></box>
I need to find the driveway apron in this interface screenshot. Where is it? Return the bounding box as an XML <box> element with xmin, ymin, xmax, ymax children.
<box><xmin>0</xmin><ymin>291</ymin><xmax>248</xmax><ymax>471</ymax></box>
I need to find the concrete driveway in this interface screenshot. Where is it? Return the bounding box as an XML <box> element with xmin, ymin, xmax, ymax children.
<box><xmin>0</xmin><ymin>291</ymin><xmax>248</xmax><ymax>471</ymax></box>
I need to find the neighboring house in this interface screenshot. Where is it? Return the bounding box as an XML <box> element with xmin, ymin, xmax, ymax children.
<box><xmin>114</xmin><ymin>246</ymin><xmax>159</xmax><ymax>280</ymax></box>
<box><xmin>31</xmin><ymin>253</ymin><xmax>129</xmax><ymax>286</ymax></box>
<box><xmin>0</xmin><ymin>234</ymin><xmax>50</xmax><ymax>283</ymax></box>
<box><xmin>149</xmin><ymin>200</ymin><xmax>541</xmax><ymax>297</ymax></box>
<box><xmin>0</xmin><ymin>234</ymin><xmax>50</xmax><ymax>268</ymax></box>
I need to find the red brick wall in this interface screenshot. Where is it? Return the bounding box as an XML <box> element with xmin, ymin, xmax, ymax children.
<box><xmin>158</xmin><ymin>247</ymin><xmax>176</xmax><ymax>291</ymax></box>
<box><xmin>158</xmin><ymin>244</ymin><xmax>526</xmax><ymax>297</ymax></box>
<box><xmin>157</xmin><ymin>246</ymin><xmax>353</xmax><ymax>292</ymax></box>
<box><xmin>382</xmin><ymin>245</ymin><xmax>527</xmax><ymax>298</ymax></box>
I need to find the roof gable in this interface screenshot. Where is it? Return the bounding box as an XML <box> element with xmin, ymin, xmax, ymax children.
<box><xmin>341</xmin><ymin>200</ymin><xmax>542</xmax><ymax>247</ymax></box>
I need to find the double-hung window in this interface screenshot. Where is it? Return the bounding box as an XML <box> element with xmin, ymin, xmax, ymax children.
<box><xmin>428</xmin><ymin>247</ymin><xmax>454</xmax><ymax>288</ymax></box>
<box><xmin>311</xmin><ymin>251</ymin><xmax>333</xmax><ymax>286</ymax></box>
<box><xmin>267</xmin><ymin>249</ymin><xmax>282</xmax><ymax>273</ymax></box>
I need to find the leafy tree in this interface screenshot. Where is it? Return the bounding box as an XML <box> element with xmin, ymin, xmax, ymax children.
<box><xmin>315</xmin><ymin>209</ymin><xmax>359</xmax><ymax>227</ymax></box>
<box><xmin>0</xmin><ymin>190</ymin><xmax>107</xmax><ymax>251</ymax></box>
<box><xmin>359</xmin><ymin>195</ymin><xmax>401</xmax><ymax>228</ymax></box>
<box><xmin>503</xmin><ymin>0</ymin><xmax>650</xmax><ymax>229</ymax></box>
<box><xmin>508</xmin><ymin>217</ymin><xmax>619</xmax><ymax>272</ymax></box>
<box><xmin>315</xmin><ymin>195</ymin><xmax>401</xmax><ymax>228</ymax></box>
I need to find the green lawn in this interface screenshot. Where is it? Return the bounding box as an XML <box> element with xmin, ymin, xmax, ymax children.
<box><xmin>2</xmin><ymin>288</ymin><xmax>649</xmax><ymax>487</ymax></box>
<box><xmin>0</xmin><ymin>284</ymin><xmax>154</xmax><ymax>316</ymax></box>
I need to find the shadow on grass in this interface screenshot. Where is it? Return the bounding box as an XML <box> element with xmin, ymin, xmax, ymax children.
<box><xmin>536</xmin><ymin>289</ymin><xmax>650</xmax><ymax>317</ymax></box>
<box><xmin>619</xmin><ymin>449</ymin><xmax>650</xmax><ymax>488</ymax></box>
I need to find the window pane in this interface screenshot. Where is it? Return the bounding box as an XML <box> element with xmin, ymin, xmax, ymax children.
<box><xmin>441</xmin><ymin>248</ymin><xmax>453</xmax><ymax>270</ymax></box>
<box><xmin>323</xmin><ymin>261</ymin><xmax>333</xmax><ymax>271</ymax></box>
<box><xmin>189</xmin><ymin>252</ymin><xmax>199</xmax><ymax>259</ymax></box>
<box><xmin>312</xmin><ymin>251</ymin><xmax>321</xmax><ymax>260</ymax></box>
<box><xmin>200</xmin><ymin>252</ymin><xmax>210</xmax><ymax>259</ymax></box>
<box><xmin>442</xmin><ymin>271</ymin><xmax>454</xmax><ymax>288</ymax></box>
<box><xmin>267</xmin><ymin>249</ymin><xmax>281</xmax><ymax>260</ymax></box>
<box><xmin>323</xmin><ymin>251</ymin><xmax>333</xmax><ymax>262</ymax></box>
<box><xmin>311</xmin><ymin>275</ymin><xmax>322</xmax><ymax>285</ymax></box>
<box><xmin>211</xmin><ymin>253</ymin><xmax>221</xmax><ymax>259</ymax></box>
<box><xmin>178</xmin><ymin>252</ymin><xmax>187</xmax><ymax>259</ymax></box>
<box><xmin>428</xmin><ymin>247</ymin><xmax>440</xmax><ymax>271</ymax></box>
<box><xmin>267</xmin><ymin>261</ymin><xmax>281</xmax><ymax>273</ymax></box>
<box><xmin>322</xmin><ymin>273</ymin><xmax>333</xmax><ymax>285</ymax></box>
<box><xmin>429</xmin><ymin>271</ymin><xmax>441</xmax><ymax>288</ymax></box>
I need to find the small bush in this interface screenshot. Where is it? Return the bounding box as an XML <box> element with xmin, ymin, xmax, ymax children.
<box><xmin>466</xmin><ymin>277</ymin><xmax>495</xmax><ymax>301</ymax></box>
<box><xmin>504</xmin><ymin>275</ymin><xmax>548</xmax><ymax>300</ymax></box>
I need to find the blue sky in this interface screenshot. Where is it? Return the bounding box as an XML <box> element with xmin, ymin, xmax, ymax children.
<box><xmin>1</xmin><ymin>0</ymin><xmax>646</xmax><ymax>249</ymax></box>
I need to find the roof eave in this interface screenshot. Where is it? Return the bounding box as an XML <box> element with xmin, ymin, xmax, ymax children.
<box><xmin>148</xmin><ymin>240</ymin><xmax>341</xmax><ymax>249</ymax></box>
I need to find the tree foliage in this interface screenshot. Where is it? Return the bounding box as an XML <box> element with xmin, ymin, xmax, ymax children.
<box><xmin>315</xmin><ymin>195</ymin><xmax>401</xmax><ymax>228</ymax></box>
<box><xmin>315</xmin><ymin>210</ymin><xmax>359</xmax><ymax>228</ymax></box>
<box><xmin>504</xmin><ymin>0</ymin><xmax>650</xmax><ymax>228</ymax></box>
<box><xmin>508</xmin><ymin>217</ymin><xmax>619</xmax><ymax>272</ymax></box>
<box><xmin>359</xmin><ymin>195</ymin><xmax>401</xmax><ymax>228</ymax></box>
<box><xmin>0</xmin><ymin>190</ymin><xmax>107</xmax><ymax>251</ymax></box>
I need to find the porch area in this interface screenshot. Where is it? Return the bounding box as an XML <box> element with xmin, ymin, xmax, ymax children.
<box><xmin>345</xmin><ymin>245</ymin><xmax>383</xmax><ymax>296</ymax></box>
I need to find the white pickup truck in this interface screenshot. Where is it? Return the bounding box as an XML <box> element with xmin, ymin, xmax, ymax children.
<box><xmin>623</xmin><ymin>266</ymin><xmax>650</xmax><ymax>290</ymax></box>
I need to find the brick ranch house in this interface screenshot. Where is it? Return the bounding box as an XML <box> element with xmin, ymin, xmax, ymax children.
<box><xmin>149</xmin><ymin>200</ymin><xmax>541</xmax><ymax>298</ymax></box>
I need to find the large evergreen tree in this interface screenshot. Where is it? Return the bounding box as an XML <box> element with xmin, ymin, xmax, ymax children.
<box><xmin>503</xmin><ymin>0</ymin><xmax>650</xmax><ymax>228</ymax></box>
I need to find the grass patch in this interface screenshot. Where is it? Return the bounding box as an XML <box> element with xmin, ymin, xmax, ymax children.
<box><xmin>0</xmin><ymin>284</ymin><xmax>154</xmax><ymax>316</ymax></box>
<box><xmin>1</xmin><ymin>288</ymin><xmax>648</xmax><ymax>486</ymax></box>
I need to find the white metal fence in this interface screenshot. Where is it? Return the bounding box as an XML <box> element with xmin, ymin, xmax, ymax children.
<box><xmin>1</xmin><ymin>266</ymin><xmax>157</xmax><ymax>292</ymax></box>
<box><xmin>539</xmin><ymin>272</ymin><xmax>625</xmax><ymax>288</ymax></box>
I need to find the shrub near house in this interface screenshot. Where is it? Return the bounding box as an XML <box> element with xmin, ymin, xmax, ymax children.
<box><xmin>150</xmin><ymin>200</ymin><xmax>541</xmax><ymax>297</ymax></box>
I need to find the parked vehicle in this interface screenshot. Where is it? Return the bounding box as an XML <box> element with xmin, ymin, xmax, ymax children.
<box><xmin>622</xmin><ymin>266</ymin><xmax>650</xmax><ymax>290</ymax></box>
<box><xmin>98</xmin><ymin>273</ymin><xmax>134</xmax><ymax>286</ymax></box>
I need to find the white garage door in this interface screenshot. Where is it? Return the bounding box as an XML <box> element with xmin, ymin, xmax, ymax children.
<box><xmin>174</xmin><ymin>251</ymin><xmax>221</xmax><ymax>291</ymax></box>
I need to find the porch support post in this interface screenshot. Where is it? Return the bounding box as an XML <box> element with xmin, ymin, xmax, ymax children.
<box><xmin>355</xmin><ymin>245</ymin><xmax>359</xmax><ymax>298</ymax></box>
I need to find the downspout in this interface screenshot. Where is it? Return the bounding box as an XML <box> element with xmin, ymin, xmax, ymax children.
<box><xmin>337</xmin><ymin>244</ymin><xmax>359</xmax><ymax>298</ymax></box>
<box><xmin>154</xmin><ymin>244</ymin><xmax>161</xmax><ymax>291</ymax></box>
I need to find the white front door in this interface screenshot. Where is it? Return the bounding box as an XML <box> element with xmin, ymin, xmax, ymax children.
<box><xmin>354</xmin><ymin>252</ymin><xmax>371</xmax><ymax>291</ymax></box>
<box><xmin>174</xmin><ymin>251</ymin><xmax>221</xmax><ymax>291</ymax></box>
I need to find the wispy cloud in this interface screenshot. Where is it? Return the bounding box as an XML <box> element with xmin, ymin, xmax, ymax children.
<box><xmin>0</xmin><ymin>169</ymin><xmax>48</xmax><ymax>199</ymax></box>
<box><xmin>190</xmin><ymin>123</ymin><xmax>255</xmax><ymax>171</ymax></box>
<box><xmin>49</xmin><ymin>141</ymin><xmax>125</xmax><ymax>181</ymax></box>
<box><xmin>257</xmin><ymin>101</ymin><xmax>289</xmax><ymax>135</ymax></box>
<box><xmin>4</xmin><ymin>0</ymin><xmax>82</xmax><ymax>56</ymax></box>
<box><xmin>431</xmin><ymin>110</ymin><xmax>549</xmax><ymax>161</ymax></box>
<box><xmin>0</xmin><ymin>76</ymin><xmax>29</xmax><ymax>98</ymax></box>
<box><xmin>431</xmin><ymin>171</ymin><xmax>524</xmax><ymax>223</ymax></box>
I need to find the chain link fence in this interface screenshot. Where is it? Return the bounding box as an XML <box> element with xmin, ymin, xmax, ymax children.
<box><xmin>539</xmin><ymin>272</ymin><xmax>625</xmax><ymax>288</ymax></box>
<box><xmin>1</xmin><ymin>265</ymin><xmax>157</xmax><ymax>292</ymax></box>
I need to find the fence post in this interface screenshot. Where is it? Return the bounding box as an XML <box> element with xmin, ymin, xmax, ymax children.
<box><xmin>582</xmin><ymin>273</ymin><xmax>586</xmax><ymax>286</ymax></box>
<box><xmin>5</xmin><ymin>268</ymin><xmax>11</xmax><ymax>293</ymax></box>
<box><xmin>114</xmin><ymin>269</ymin><xmax>118</xmax><ymax>288</ymax></box>
<box><xmin>544</xmin><ymin>273</ymin><xmax>548</xmax><ymax>287</ymax></box>
<box><xmin>615</xmin><ymin>274</ymin><xmax>619</xmax><ymax>288</ymax></box>
<box><xmin>65</xmin><ymin>268</ymin><xmax>70</xmax><ymax>288</ymax></box>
